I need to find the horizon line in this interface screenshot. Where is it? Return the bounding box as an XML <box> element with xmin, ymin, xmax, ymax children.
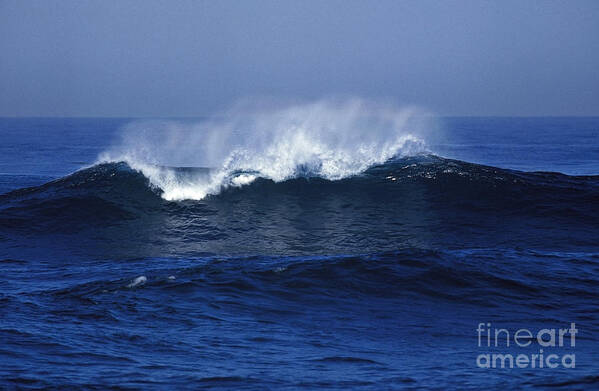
<box><xmin>1</xmin><ymin>114</ymin><xmax>599</xmax><ymax>119</ymax></box>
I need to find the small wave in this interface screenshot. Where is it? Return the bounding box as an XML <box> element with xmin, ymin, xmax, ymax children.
<box><xmin>25</xmin><ymin>249</ymin><xmax>598</xmax><ymax>314</ymax></box>
<box><xmin>127</xmin><ymin>275</ymin><xmax>147</xmax><ymax>288</ymax></box>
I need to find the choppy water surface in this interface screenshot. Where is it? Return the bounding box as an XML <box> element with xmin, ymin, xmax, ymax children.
<box><xmin>1</xmin><ymin>115</ymin><xmax>598</xmax><ymax>389</ymax></box>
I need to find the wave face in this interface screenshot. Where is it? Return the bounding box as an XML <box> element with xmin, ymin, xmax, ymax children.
<box><xmin>99</xmin><ymin>99</ymin><xmax>433</xmax><ymax>200</ymax></box>
<box><xmin>2</xmin><ymin>155</ymin><xmax>598</xmax><ymax>259</ymax></box>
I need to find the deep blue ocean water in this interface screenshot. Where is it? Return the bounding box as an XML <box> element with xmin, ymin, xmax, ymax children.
<box><xmin>1</xmin><ymin>117</ymin><xmax>598</xmax><ymax>390</ymax></box>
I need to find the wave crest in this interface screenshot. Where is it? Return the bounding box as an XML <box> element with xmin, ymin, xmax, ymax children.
<box><xmin>99</xmin><ymin>98</ymin><xmax>433</xmax><ymax>200</ymax></box>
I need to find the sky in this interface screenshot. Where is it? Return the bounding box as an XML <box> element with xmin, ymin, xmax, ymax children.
<box><xmin>0</xmin><ymin>0</ymin><xmax>598</xmax><ymax>117</ymax></box>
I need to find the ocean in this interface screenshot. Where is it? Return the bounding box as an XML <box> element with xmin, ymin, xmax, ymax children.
<box><xmin>1</xmin><ymin>114</ymin><xmax>598</xmax><ymax>390</ymax></box>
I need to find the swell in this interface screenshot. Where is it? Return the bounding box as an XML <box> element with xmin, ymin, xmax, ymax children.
<box><xmin>1</xmin><ymin>156</ymin><xmax>598</xmax><ymax>257</ymax></box>
<box><xmin>1</xmin><ymin>155</ymin><xmax>597</xmax><ymax>213</ymax></box>
<box><xmin>6</xmin><ymin>249</ymin><xmax>599</xmax><ymax>314</ymax></box>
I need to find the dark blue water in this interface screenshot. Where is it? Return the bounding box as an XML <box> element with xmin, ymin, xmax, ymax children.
<box><xmin>1</xmin><ymin>117</ymin><xmax>598</xmax><ymax>390</ymax></box>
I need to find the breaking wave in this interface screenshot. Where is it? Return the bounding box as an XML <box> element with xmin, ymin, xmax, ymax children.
<box><xmin>98</xmin><ymin>98</ymin><xmax>434</xmax><ymax>200</ymax></box>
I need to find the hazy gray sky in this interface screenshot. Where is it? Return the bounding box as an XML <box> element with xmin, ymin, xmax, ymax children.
<box><xmin>1</xmin><ymin>0</ymin><xmax>598</xmax><ymax>117</ymax></box>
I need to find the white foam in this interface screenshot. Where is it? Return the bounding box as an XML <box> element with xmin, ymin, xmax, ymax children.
<box><xmin>98</xmin><ymin>98</ymin><xmax>435</xmax><ymax>200</ymax></box>
<box><xmin>127</xmin><ymin>276</ymin><xmax>147</xmax><ymax>288</ymax></box>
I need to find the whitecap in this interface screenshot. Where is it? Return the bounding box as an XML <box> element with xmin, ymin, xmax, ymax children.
<box><xmin>127</xmin><ymin>276</ymin><xmax>147</xmax><ymax>288</ymax></box>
